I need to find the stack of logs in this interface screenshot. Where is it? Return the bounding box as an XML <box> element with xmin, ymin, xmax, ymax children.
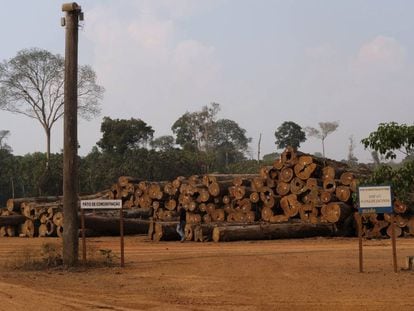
<box><xmin>0</xmin><ymin>191</ymin><xmax>112</xmax><ymax>237</ymax></box>
<box><xmin>1</xmin><ymin>147</ymin><xmax>413</xmax><ymax>241</ymax></box>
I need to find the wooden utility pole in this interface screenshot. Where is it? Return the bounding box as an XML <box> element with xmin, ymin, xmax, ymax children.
<box><xmin>62</xmin><ymin>2</ymin><xmax>82</xmax><ymax>266</ymax></box>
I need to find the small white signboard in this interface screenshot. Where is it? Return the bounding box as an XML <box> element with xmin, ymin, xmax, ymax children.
<box><xmin>358</xmin><ymin>185</ymin><xmax>392</xmax><ymax>214</ymax></box>
<box><xmin>80</xmin><ymin>199</ymin><xmax>122</xmax><ymax>209</ymax></box>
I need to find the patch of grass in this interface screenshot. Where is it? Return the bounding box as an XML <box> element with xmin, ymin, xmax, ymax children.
<box><xmin>4</xmin><ymin>242</ymin><xmax>62</xmax><ymax>270</ymax></box>
<box><xmin>2</xmin><ymin>242</ymin><xmax>118</xmax><ymax>271</ymax></box>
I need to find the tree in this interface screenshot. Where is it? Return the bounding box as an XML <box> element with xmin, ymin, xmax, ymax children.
<box><xmin>150</xmin><ymin>135</ymin><xmax>175</xmax><ymax>151</ymax></box>
<box><xmin>305</xmin><ymin>121</ymin><xmax>339</xmax><ymax>157</ymax></box>
<box><xmin>361</xmin><ymin>122</ymin><xmax>414</xmax><ymax>160</ymax></box>
<box><xmin>210</xmin><ymin>118</ymin><xmax>251</xmax><ymax>169</ymax></box>
<box><xmin>97</xmin><ymin>117</ymin><xmax>154</xmax><ymax>154</ymax></box>
<box><xmin>274</xmin><ymin>121</ymin><xmax>306</xmax><ymax>150</ymax></box>
<box><xmin>0</xmin><ymin>130</ymin><xmax>11</xmax><ymax>152</ymax></box>
<box><xmin>347</xmin><ymin>135</ymin><xmax>358</xmax><ymax>166</ymax></box>
<box><xmin>171</xmin><ymin>102</ymin><xmax>220</xmax><ymax>151</ymax></box>
<box><xmin>0</xmin><ymin>48</ymin><xmax>104</xmax><ymax>168</ymax></box>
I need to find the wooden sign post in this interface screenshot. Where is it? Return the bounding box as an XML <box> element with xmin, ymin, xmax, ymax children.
<box><xmin>80</xmin><ymin>200</ymin><xmax>124</xmax><ymax>267</ymax></box>
<box><xmin>358</xmin><ymin>185</ymin><xmax>397</xmax><ymax>273</ymax></box>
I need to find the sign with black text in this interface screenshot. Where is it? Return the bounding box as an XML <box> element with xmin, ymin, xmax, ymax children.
<box><xmin>80</xmin><ymin>199</ymin><xmax>122</xmax><ymax>209</ymax></box>
<box><xmin>358</xmin><ymin>185</ymin><xmax>392</xmax><ymax>214</ymax></box>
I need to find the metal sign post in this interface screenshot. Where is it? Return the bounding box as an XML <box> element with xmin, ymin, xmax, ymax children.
<box><xmin>358</xmin><ymin>185</ymin><xmax>397</xmax><ymax>273</ymax></box>
<box><xmin>80</xmin><ymin>200</ymin><xmax>124</xmax><ymax>267</ymax></box>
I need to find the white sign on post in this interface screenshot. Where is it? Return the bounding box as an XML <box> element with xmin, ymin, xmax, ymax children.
<box><xmin>358</xmin><ymin>185</ymin><xmax>392</xmax><ymax>214</ymax></box>
<box><xmin>80</xmin><ymin>199</ymin><xmax>122</xmax><ymax>209</ymax></box>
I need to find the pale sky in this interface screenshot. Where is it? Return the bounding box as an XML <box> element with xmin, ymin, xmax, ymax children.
<box><xmin>1</xmin><ymin>0</ymin><xmax>413</xmax><ymax>162</ymax></box>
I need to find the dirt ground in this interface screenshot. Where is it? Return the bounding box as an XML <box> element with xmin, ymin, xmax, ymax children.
<box><xmin>0</xmin><ymin>236</ymin><xmax>413</xmax><ymax>311</ymax></box>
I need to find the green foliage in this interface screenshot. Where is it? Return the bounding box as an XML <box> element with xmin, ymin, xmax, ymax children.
<box><xmin>97</xmin><ymin>117</ymin><xmax>154</xmax><ymax>154</ymax></box>
<box><xmin>361</xmin><ymin>122</ymin><xmax>414</xmax><ymax>160</ymax></box>
<box><xmin>227</xmin><ymin>159</ymin><xmax>261</xmax><ymax>174</ymax></box>
<box><xmin>171</xmin><ymin>102</ymin><xmax>220</xmax><ymax>151</ymax></box>
<box><xmin>262</xmin><ymin>152</ymin><xmax>279</xmax><ymax>164</ymax></box>
<box><xmin>274</xmin><ymin>121</ymin><xmax>306</xmax><ymax>150</ymax></box>
<box><xmin>150</xmin><ymin>135</ymin><xmax>175</xmax><ymax>151</ymax></box>
<box><xmin>0</xmin><ymin>148</ymin><xmax>15</xmax><ymax>205</ymax></box>
<box><xmin>0</xmin><ymin>130</ymin><xmax>12</xmax><ymax>152</ymax></box>
<box><xmin>363</xmin><ymin>161</ymin><xmax>414</xmax><ymax>203</ymax></box>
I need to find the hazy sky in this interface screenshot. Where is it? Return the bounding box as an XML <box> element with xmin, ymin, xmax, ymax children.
<box><xmin>1</xmin><ymin>0</ymin><xmax>413</xmax><ymax>162</ymax></box>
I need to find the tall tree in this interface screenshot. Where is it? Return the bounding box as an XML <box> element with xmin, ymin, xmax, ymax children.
<box><xmin>0</xmin><ymin>130</ymin><xmax>11</xmax><ymax>152</ymax></box>
<box><xmin>0</xmin><ymin>48</ymin><xmax>104</xmax><ymax>168</ymax></box>
<box><xmin>150</xmin><ymin>135</ymin><xmax>175</xmax><ymax>151</ymax></box>
<box><xmin>305</xmin><ymin>121</ymin><xmax>339</xmax><ymax>157</ymax></box>
<box><xmin>171</xmin><ymin>102</ymin><xmax>220</xmax><ymax>151</ymax></box>
<box><xmin>97</xmin><ymin>117</ymin><xmax>154</xmax><ymax>154</ymax></box>
<box><xmin>347</xmin><ymin>135</ymin><xmax>358</xmax><ymax>166</ymax></box>
<box><xmin>274</xmin><ymin>121</ymin><xmax>306</xmax><ymax>150</ymax></box>
<box><xmin>361</xmin><ymin>122</ymin><xmax>414</xmax><ymax>160</ymax></box>
<box><xmin>210</xmin><ymin>118</ymin><xmax>251</xmax><ymax>169</ymax></box>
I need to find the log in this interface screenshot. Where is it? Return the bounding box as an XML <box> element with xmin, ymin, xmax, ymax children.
<box><xmin>276</xmin><ymin>182</ymin><xmax>290</xmax><ymax>196</ymax></box>
<box><xmin>321</xmin><ymin>166</ymin><xmax>337</xmax><ymax>181</ymax></box>
<box><xmin>280</xmin><ymin>194</ymin><xmax>300</xmax><ymax>218</ymax></box>
<box><xmin>273</xmin><ymin>158</ymin><xmax>284</xmax><ymax>170</ymax></box>
<box><xmin>322</xmin><ymin>178</ymin><xmax>336</xmax><ymax>193</ymax></box>
<box><xmin>407</xmin><ymin>216</ymin><xmax>414</xmax><ymax>236</ymax></box>
<box><xmin>212</xmin><ymin>222</ymin><xmax>335</xmax><ymax>242</ymax></box>
<box><xmin>386</xmin><ymin>224</ymin><xmax>402</xmax><ymax>238</ymax></box>
<box><xmin>6</xmin><ymin>226</ymin><xmax>16</xmax><ymax>237</ymax></box>
<box><xmin>208</xmin><ymin>181</ymin><xmax>233</xmax><ymax>197</ymax></box>
<box><xmin>20</xmin><ymin>219</ymin><xmax>35</xmax><ymax>237</ymax></box>
<box><xmin>83</xmin><ymin>215</ymin><xmax>150</xmax><ymax>235</ymax></box>
<box><xmin>290</xmin><ymin>177</ymin><xmax>306</xmax><ymax>195</ymax></box>
<box><xmin>306</xmin><ymin>178</ymin><xmax>323</xmax><ymax>190</ymax></box>
<box><xmin>251</xmin><ymin>177</ymin><xmax>266</xmax><ymax>192</ymax></box>
<box><xmin>0</xmin><ymin>215</ymin><xmax>26</xmax><ymax>226</ymax></box>
<box><xmin>123</xmin><ymin>208</ymin><xmax>153</xmax><ymax>219</ymax></box>
<box><xmin>153</xmin><ymin>221</ymin><xmax>180</xmax><ymax>241</ymax></box>
<box><xmin>294</xmin><ymin>162</ymin><xmax>317</xmax><ymax>180</ymax></box>
<box><xmin>7</xmin><ymin>196</ymin><xmax>62</xmax><ymax>212</ymax></box>
<box><xmin>281</xmin><ymin>146</ymin><xmax>298</xmax><ymax>167</ymax></box>
<box><xmin>298</xmin><ymin>203</ymin><xmax>315</xmax><ymax>223</ymax></box>
<box><xmin>57</xmin><ymin>226</ymin><xmax>64</xmax><ymax>238</ymax></box>
<box><xmin>193</xmin><ymin>224</ymin><xmax>214</xmax><ymax>242</ymax></box>
<box><xmin>339</xmin><ymin>172</ymin><xmax>354</xmax><ymax>186</ymax></box>
<box><xmin>335</xmin><ymin>186</ymin><xmax>351</xmax><ymax>202</ymax></box>
<box><xmin>280</xmin><ymin>167</ymin><xmax>294</xmax><ymax>183</ymax></box>
<box><xmin>393</xmin><ymin>200</ymin><xmax>407</xmax><ymax>214</ymax></box>
<box><xmin>269</xmin><ymin>214</ymin><xmax>289</xmax><ymax>223</ymax></box>
<box><xmin>395</xmin><ymin>215</ymin><xmax>408</xmax><ymax>228</ymax></box>
<box><xmin>53</xmin><ymin>212</ymin><xmax>64</xmax><ymax>227</ymax></box>
<box><xmin>117</xmin><ymin>176</ymin><xmax>139</xmax><ymax>187</ymax></box>
<box><xmin>321</xmin><ymin>202</ymin><xmax>353</xmax><ymax>223</ymax></box>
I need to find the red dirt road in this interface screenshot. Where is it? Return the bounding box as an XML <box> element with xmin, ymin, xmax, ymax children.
<box><xmin>0</xmin><ymin>236</ymin><xmax>413</xmax><ymax>310</ymax></box>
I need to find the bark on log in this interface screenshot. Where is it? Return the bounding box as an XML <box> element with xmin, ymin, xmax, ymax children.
<box><xmin>0</xmin><ymin>215</ymin><xmax>26</xmax><ymax>226</ymax></box>
<box><xmin>212</xmin><ymin>222</ymin><xmax>335</xmax><ymax>242</ymax></box>
<box><xmin>83</xmin><ymin>215</ymin><xmax>150</xmax><ymax>235</ymax></box>
<box><xmin>153</xmin><ymin>221</ymin><xmax>180</xmax><ymax>241</ymax></box>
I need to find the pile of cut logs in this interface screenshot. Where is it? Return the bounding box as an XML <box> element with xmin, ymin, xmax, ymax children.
<box><xmin>1</xmin><ymin>147</ymin><xmax>413</xmax><ymax>241</ymax></box>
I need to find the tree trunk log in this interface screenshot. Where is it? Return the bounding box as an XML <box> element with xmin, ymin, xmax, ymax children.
<box><xmin>83</xmin><ymin>215</ymin><xmax>149</xmax><ymax>235</ymax></box>
<box><xmin>212</xmin><ymin>222</ymin><xmax>335</xmax><ymax>242</ymax></box>
<box><xmin>0</xmin><ymin>215</ymin><xmax>26</xmax><ymax>226</ymax></box>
